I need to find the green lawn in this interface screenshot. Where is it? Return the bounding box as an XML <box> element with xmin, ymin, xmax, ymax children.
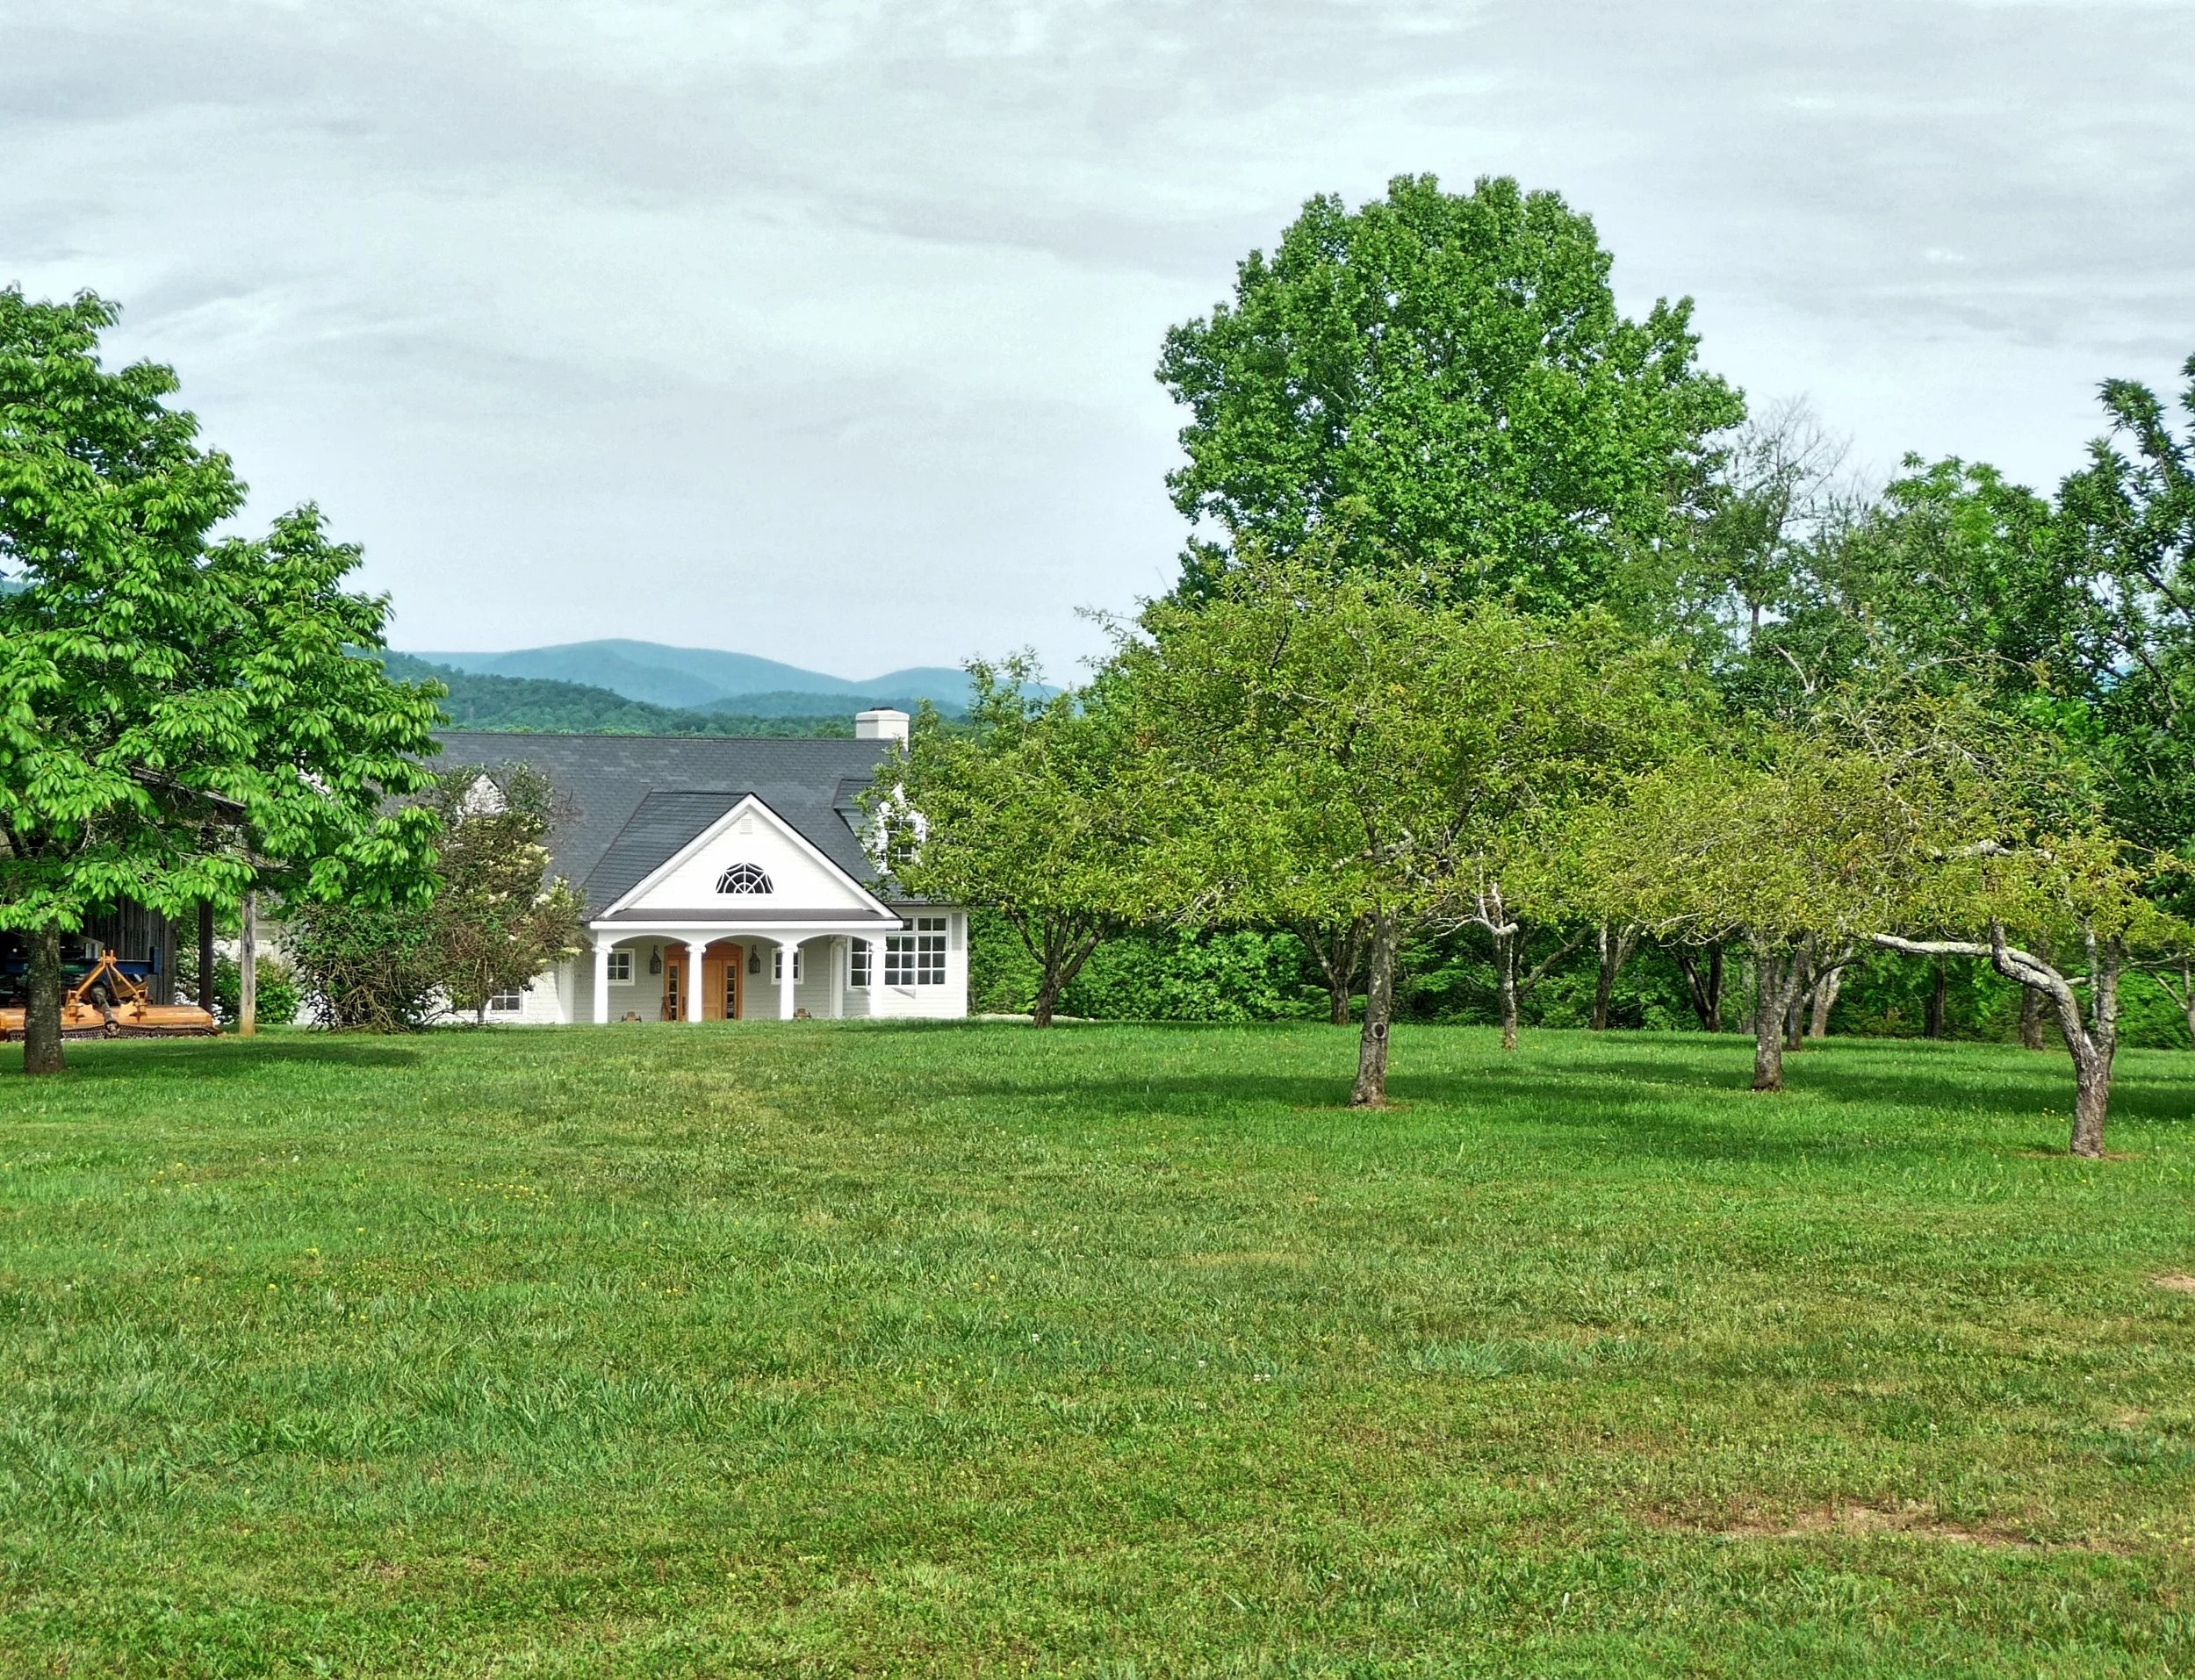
<box><xmin>3</xmin><ymin>1023</ymin><xmax>2192</xmax><ymax>1676</ymax></box>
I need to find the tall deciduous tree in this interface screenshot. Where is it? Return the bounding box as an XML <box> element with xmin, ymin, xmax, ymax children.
<box><xmin>1158</xmin><ymin>174</ymin><xmax>1744</xmax><ymax>612</ymax></box>
<box><xmin>882</xmin><ymin>657</ymin><xmax>1153</xmax><ymax>1029</ymax></box>
<box><xmin>0</xmin><ymin>290</ymin><xmax>442</xmax><ymax>1071</ymax></box>
<box><xmin>2055</xmin><ymin>355</ymin><xmax>2195</xmax><ymax>862</ymax></box>
<box><xmin>1120</xmin><ymin>556</ymin><xmax>1685</xmax><ymax>1105</ymax></box>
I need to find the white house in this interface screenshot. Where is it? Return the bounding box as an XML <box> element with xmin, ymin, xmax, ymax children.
<box><xmin>432</xmin><ymin>711</ymin><xmax>968</xmax><ymax>1024</ymax></box>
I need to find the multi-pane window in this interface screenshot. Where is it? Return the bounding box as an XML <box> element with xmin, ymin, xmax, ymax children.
<box><xmin>884</xmin><ymin>915</ymin><xmax>947</xmax><ymax>987</ymax></box>
<box><xmin>848</xmin><ymin>939</ymin><xmax>871</xmax><ymax>987</ymax></box>
<box><xmin>488</xmin><ymin>988</ymin><xmax>524</xmax><ymax>1012</ymax></box>
<box><xmin>715</xmin><ymin>863</ymin><xmax>773</xmax><ymax>895</ymax></box>
<box><xmin>771</xmin><ymin>947</ymin><xmax>803</xmax><ymax>982</ymax></box>
<box><xmin>606</xmin><ymin>950</ymin><xmax>633</xmax><ymax>983</ymax></box>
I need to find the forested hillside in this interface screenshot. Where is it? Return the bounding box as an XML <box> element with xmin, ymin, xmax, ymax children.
<box><xmin>375</xmin><ymin>653</ymin><xmax>854</xmax><ymax>737</ymax></box>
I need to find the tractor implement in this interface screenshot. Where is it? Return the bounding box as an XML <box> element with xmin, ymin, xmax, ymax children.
<box><xmin>0</xmin><ymin>951</ymin><xmax>220</xmax><ymax>1041</ymax></box>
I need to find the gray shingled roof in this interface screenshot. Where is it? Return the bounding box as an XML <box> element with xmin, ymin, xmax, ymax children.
<box><xmin>429</xmin><ymin>733</ymin><xmax>893</xmax><ymax>915</ymax></box>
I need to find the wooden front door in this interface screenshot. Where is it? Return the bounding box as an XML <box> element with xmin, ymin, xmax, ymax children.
<box><xmin>702</xmin><ymin>942</ymin><xmax>743</xmax><ymax>1021</ymax></box>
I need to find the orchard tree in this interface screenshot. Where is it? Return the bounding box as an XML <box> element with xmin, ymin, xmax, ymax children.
<box><xmin>0</xmin><ymin>290</ymin><xmax>442</xmax><ymax>1072</ymax></box>
<box><xmin>1119</xmin><ymin>555</ymin><xmax>1686</xmax><ymax>1105</ymax></box>
<box><xmin>880</xmin><ymin>657</ymin><xmax>1154</xmax><ymax>1028</ymax></box>
<box><xmin>1874</xmin><ymin>834</ymin><xmax>2179</xmax><ymax>1159</ymax></box>
<box><xmin>1159</xmin><ymin>174</ymin><xmax>1744</xmax><ymax>612</ymax></box>
<box><xmin>1583</xmin><ymin>701</ymin><xmax>2004</xmax><ymax>1093</ymax></box>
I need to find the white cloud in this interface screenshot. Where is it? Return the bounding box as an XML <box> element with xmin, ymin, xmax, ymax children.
<box><xmin>3</xmin><ymin>0</ymin><xmax>2191</xmax><ymax>674</ymax></box>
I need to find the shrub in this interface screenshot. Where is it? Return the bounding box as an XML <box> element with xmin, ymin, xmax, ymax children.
<box><xmin>284</xmin><ymin>901</ymin><xmax>443</xmax><ymax>1032</ymax></box>
<box><xmin>1062</xmin><ymin>930</ymin><xmax>1325</xmax><ymax>1023</ymax></box>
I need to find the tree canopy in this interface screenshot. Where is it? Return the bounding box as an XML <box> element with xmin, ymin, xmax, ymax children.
<box><xmin>1157</xmin><ymin>174</ymin><xmax>1744</xmax><ymax>613</ymax></box>
<box><xmin>0</xmin><ymin>288</ymin><xmax>443</xmax><ymax>1069</ymax></box>
<box><xmin>1117</xmin><ymin>554</ymin><xmax>1691</xmax><ymax>1103</ymax></box>
<box><xmin>880</xmin><ymin>657</ymin><xmax>1155</xmax><ymax>1028</ymax></box>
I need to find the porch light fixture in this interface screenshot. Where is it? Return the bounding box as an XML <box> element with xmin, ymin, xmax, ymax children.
<box><xmin>648</xmin><ymin>945</ymin><xmax>662</xmax><ymax>975</ymax></box>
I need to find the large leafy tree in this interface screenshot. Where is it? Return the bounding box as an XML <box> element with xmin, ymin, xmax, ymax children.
<box><xmin>1157</xmin><ymin>173</ymin><xmax>1744</xmax><ymax>613</ymax></box>
<box><xmin>2055</xmin><ymin>355</ymin><xmax>2195</xmax><ymax>859</ymax></box>
<box><xmin>0</xmin><ymin>289</ymin><xmax>443</xmax><ymax>1071</ymax></box>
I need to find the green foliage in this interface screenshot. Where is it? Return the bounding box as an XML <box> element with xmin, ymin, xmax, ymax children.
<box><xmin>1856</xmin><ymin>458</ymin><xmax>2074</xmax><ymax>688</ymax></box>
<box><xmin>964</xmin><ymin>908</ymin><xmax>1042</xmax><ymax>1015</ymax></box>
<box><xmin>171</xmin><ymin>936</ymin><xmax>303</xmax><ymax>1030</ymax></box>
<box><xmin>1397</xmin><ymin>929</ymin><xmax>1694</xmax><ymax>1032</ymax></box>
<box><xmin>213</xmin><ymin>953</ymin><xmax>302</xmax><ymax>1032</ymax></box>
<box><xmin>0</xmin><ymin>288</ymin><xmax>441</xmax><ymax>1066</ymax></box>
<box><xmin>1158</xmin><ymin>173</ymin><xmax>1743</xmax><ymax>610</ymax></box>
<box><xmin>1060</xmin><ymin>929</ymin><xmax>1325</xmax><ymax>1023</ymax></box>
<box><xmin>883</xmin><ymin>657</ymin><xmax>1155</xmax><ymax>1026</ymax></box>
<box><xmin>375</xmin><ymin>652</ymin><xmax>860</xmax><ymax>738</ymax></box>
<box><xmin>1127</xmin><ymin>553</ymin><xmax>1695</xmax><ymax>936</ymax></box>
<box><xmin>280</xmin><ymin>764</ymin><xmax>587</xmax><ymax>1030</ymax></box>
<box><xmin>971</xmin><ymin>913</ymin><xmax>1327</xmax><ymax>1023</ymax></box>
<box><xmin>282</xmin><ymin>899</ymin><xmax>443</xmax><ymax>1031</ymax></box>
<box><xmin>6</xmin><ymin>1024</ymin><xmax>2195</xmax><ymax>1672</ymax></box>
<box><xmin>2055</xmin><ymin>355</ymin><xmax>2195</xmax><ymax>859</ymax></box>
<box><xmin>424</xmin><ymin>765</ymin><xmax>585</xmax><ymax>1023</ymax></box>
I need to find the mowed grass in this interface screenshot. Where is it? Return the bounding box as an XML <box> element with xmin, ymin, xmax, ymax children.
<box><xmin>3</xmin><ymin>1023</ymin><xmax>2194</xmax><ymax>1676</ymax></box>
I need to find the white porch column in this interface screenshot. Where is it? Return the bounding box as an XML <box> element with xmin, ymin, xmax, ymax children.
<box><xmin>685</xmin><ymin>938</ymin><xmax>705</xmax><ymax>1022</ymax></box>
<box><xmin>779</xmin><ymin>939</ymin><xmax>797</xmax><ymax>1019</ymax></box>
<box><xmin>831</xmin><ymin>937</ymin><xmax>846</xmax><ymax>1019</ymax></box>
<box><xmin>592</xmin><ymin>936</ymin><xmax>611</xmax><ymax>1024</ymax></box>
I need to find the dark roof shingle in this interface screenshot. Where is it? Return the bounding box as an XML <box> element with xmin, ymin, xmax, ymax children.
<box><xmin>429</xmin><ymin>733</ymin><xmax>890</xmax><ymax>914</ymax></box>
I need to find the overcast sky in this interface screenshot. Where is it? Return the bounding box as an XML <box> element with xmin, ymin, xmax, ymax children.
<box><xmin>6</xmin><ymin>0</ymin><xmax>2192</xmax><ymax>679</ymax></box>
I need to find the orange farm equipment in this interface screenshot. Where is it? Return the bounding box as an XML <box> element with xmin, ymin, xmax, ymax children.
<box><xmin>0</xmin><ymin>951</ymin><xmax>219</xmax><ymax>1041</ymax></box>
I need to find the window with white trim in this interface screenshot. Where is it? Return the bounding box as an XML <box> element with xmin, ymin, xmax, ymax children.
<box><xmin>884</xmin><ymin>915</ymin><xmax>947</xmax><ymax>987</ymax></box>
<box><xmin>771</xmin><ymin>946</ymin><xmax>802</xmax><ymax>982</ymax></box>
<box><xmin>848</xmin><ymin>938</ymin><xmax>871</xmax><ymax>987</ymax></box>
<box><xmin>488</xmin><ymin>987</ymin><xmax>524</xmax><ymax>1012</ymax></box>
<box><xmin>605</xmin><ymin>950</ymin><xmax>633</xmax><ymax>984</ymax></box>
<box><xmin>716</xmin><ymin>862</ymin><xmax>774</xmax><ymax>895</ymax></box>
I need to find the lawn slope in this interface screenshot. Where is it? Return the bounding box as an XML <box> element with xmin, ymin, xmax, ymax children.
<box><xmin>2</xmin><ymin>1025</ymin><xmax>2191</xmax><ymax>1676</ymax></box>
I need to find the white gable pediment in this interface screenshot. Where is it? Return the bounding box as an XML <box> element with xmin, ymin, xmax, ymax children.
<box><xmin>606</xmin><ymin>798</ymin><xmax>889</xmax><ymax>920</ymax></box>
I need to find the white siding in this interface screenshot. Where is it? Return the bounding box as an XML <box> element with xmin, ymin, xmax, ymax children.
<box><xmin>563</xmin><ymin>940</ymin><xmax>659</xmax><ymax>1025</ymax></box>
<box><xmin>853</xmin><ymin>913</ymin><xmax>966</xmax><ymax>1020</ymax></box>
<box><xmin>493</xmin><ymin>966</ymin><xmax>572</xmax><ymax>1025</ymax></box>
<box><xmin>795</xmin><ymin>937</ymin><xmax>835</xmax><ymax>1018</ymax></box>
<box><xmin>452</xmin><ymin>920</ymin><xmax>968</xmax><ymax>1026</ymax></box>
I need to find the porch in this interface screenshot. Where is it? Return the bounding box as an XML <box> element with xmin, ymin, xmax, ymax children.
<box><xmin>586</xmin><ymin>927</ymin><xmax>860</xmax><ymax>1023</ymax></box>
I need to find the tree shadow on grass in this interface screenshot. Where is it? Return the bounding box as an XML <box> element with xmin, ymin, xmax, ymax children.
<box><xmin>40</xmin><ymin>1038</ymin><xmax>422</xmax><ymax>1081</ymax></box>
<box><xmin>904</xmin><ymin>1065</ymin><xmax>1950</xmax><ymax>1167</ymax></box>
<box><xmin>909</xmin><ymin>1033</ymin><xmax>2195</xmax><ymax>1165</ymax></box>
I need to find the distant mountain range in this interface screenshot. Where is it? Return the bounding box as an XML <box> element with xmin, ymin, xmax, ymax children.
<box><xmin>405</xmin><ymin>640</ymin><xmax>974</xmax><ymax>716</ymax></box>
<box><xmin>377</xmin><ymin>653</ymin><xmax>865</xmax><ymax>738</ymax></box>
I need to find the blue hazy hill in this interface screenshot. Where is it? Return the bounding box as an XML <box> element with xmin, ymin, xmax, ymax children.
<box><xmin>408</xmin><ymin>640</ymin><xmax>978</xmax><ymax>714</ymax></box>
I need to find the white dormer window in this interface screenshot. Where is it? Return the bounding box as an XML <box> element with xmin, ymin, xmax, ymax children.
<box><xmin>716</xmin><ymin>863</ymin><xmax>774</xmax><ymax>895</ymax></box>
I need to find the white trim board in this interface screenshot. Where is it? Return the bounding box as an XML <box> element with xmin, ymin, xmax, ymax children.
<box><xmin>599</xmin><ymin>794</ymin><xmax>897</xmax><ymax>923</ymax></box>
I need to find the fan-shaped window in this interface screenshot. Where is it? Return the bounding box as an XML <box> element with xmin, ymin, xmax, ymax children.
<box><xmin>715</xmin><ymin>862</ymin><xmax>774</xmax><ymax>895</ymax></box>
